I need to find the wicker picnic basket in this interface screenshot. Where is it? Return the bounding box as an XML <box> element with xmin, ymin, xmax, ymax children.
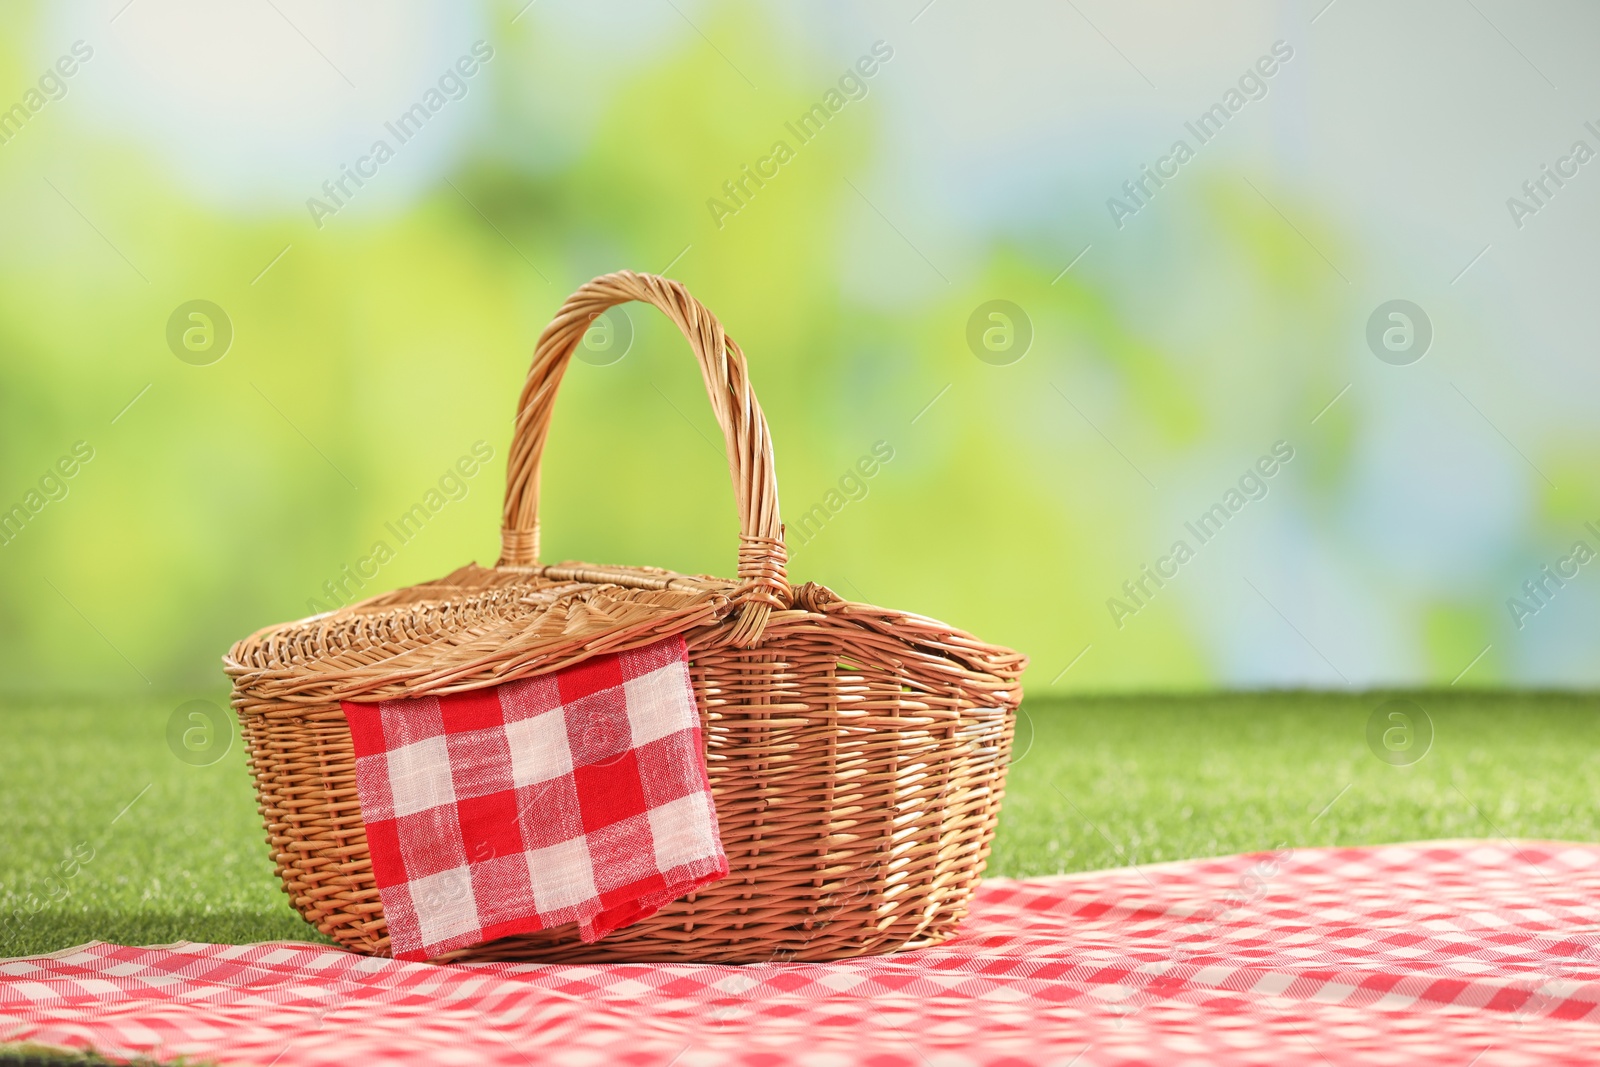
<box><xmin>224</xmin><ymin>271</ymin><xmax>1026</xmax><ymax>963</ymax></box>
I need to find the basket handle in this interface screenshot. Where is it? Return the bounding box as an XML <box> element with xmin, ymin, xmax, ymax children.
<box><xmin>499</xmin><ymin>270</ymin><xmax>788</xmax><ymax>648</ymax></box>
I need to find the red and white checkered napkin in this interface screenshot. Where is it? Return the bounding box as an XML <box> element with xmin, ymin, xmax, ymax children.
<box><xmin>339</xmin><ymin>633</ymin><xmax>728</xmax><ymax>961</ymax></box>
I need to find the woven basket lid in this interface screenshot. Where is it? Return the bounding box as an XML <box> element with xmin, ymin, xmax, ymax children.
<box><xmin>228</xmin><ymin>558</ymin><xmax>764</xmax><ymax>709</ymax></box>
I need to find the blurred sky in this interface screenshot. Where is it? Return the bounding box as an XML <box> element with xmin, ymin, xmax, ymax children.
<box><xmin>2</xmin><ymin>0</ymin><xmax>1598</xmax><ymax>695</ymax></box>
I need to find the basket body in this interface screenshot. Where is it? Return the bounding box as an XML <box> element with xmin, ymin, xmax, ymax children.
<box><xmin>231</xmin><ymin>564</ymin><xmax>1021</xmax><ymax>963</ymax></box>
<box><xmin>225</xmin><ymin>271</ymin><xmax>1024</xmax><ymax>963</ymax></box>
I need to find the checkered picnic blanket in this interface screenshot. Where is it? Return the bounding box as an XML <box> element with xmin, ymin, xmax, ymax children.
<box><xmin>341</xmin><ymin>634</ymin><xmax>727</xmax><ymax>961</ymax></box>
<box><xmin>5</xmin><ymin>841</ymin><xmax>1600</xmax><ymax>1065</ymax></box>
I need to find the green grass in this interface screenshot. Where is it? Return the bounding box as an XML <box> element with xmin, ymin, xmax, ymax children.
<box><xmin>1</xmin><ymin>691</ymin><xmax>1597</xmax><ymax>958</ymax></box>
<box><xmin>0</xmin><ymin>1045</ymin><xmax>204</xmax><ymax>1066</ymax></box>
<box><xmin>0</xmin><ymin>696</ymin><xmax>319</xmax><ymax>958</ymax></box>
<box><xmin>993</xmin><ymin>691</ymin><xmax>1600</xmax><ymax>876</ymax></box>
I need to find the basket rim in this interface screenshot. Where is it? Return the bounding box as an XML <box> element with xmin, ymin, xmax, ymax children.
<box><xmin>224</xmin><ymin>558</ymin><xmax>1026</xmax><ymax>710</ymax></box>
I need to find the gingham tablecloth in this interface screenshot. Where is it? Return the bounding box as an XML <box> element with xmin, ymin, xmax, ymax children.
<box><xmin>5</xmin><ymin>840</ymin><xmax>1600</xmax><ymax>1066</ymax></box>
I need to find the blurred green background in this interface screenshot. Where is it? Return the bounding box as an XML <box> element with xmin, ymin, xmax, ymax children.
<box><xmin>2</xmin><ymin>0</ymin><xmax>1598</xmax><ymax>700</ymax></box>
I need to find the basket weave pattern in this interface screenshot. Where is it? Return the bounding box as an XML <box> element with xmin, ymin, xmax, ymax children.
<box><xmin>226</xmin><ymin>272</ymin><xmax>1025</xmax><ymax>963</ymax></box>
